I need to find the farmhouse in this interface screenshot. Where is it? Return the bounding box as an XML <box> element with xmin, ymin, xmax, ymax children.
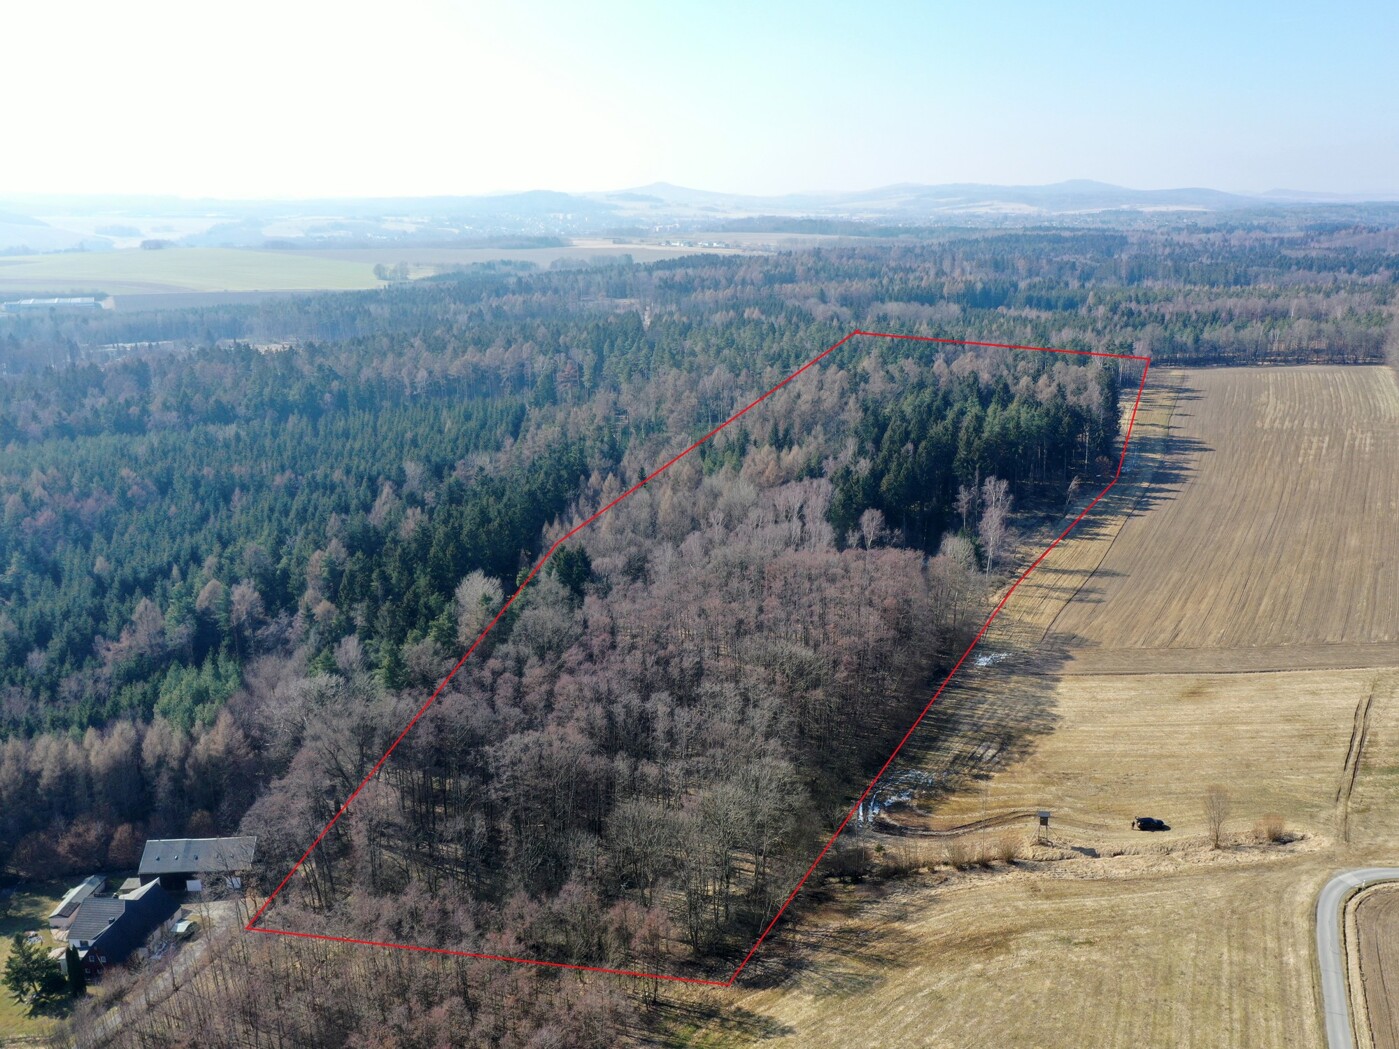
<box><xmin>138</xmin><ymin>835</ymin><xmax>257</xmax><ymax>891</ymax></box>
<box><xmin>48</xmin><ymin>874</ymin><xmax>105</xmax><ymax>931</ymax></box>
<box><xmin>65</xmin><ymin>880</ymin><xmax>178</xmax><ymax>977</ymax></box>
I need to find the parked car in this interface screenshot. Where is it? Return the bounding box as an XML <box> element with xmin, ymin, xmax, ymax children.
<box><xmin>1132</xmin><ymin>817</ymin><xmax>1169</xmax><ymax>831</ymax></box>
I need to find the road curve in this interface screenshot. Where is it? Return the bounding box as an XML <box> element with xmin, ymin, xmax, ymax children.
<box><xmin>1317</xmin><ymin>867</ymin><xmax>1399</xmax><ymax>1049</ymax></box>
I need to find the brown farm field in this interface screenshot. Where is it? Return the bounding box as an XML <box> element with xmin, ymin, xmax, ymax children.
<box><xmin>675</xmin><ymin>366</ymin><xmax>1399</xmax><ymax>1048</ymax></box>
<box><xmin>1357</xmin><ymin>885</ymin><xmax>1399</xmax><ymax>1049</ymax></box>
<box><xmin>1053</xmin><ymin>366</ymin><xmax>1399</xmax><ymax>665</ymax></box>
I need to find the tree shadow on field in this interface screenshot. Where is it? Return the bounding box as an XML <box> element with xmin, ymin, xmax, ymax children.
<box><xmin>1035</xmin><ymin>566</ymin><xmax>1126</xmax><ymax>612</ymax></box>
<box><xmin>846</xmin><ymin>377</ymin><xmax>1210</xmax><ymax>823</ymax></box>
<box><xmin>1122</xmin><ymin>377</ymin><xmax>1209</xmax><ymax>516</ymax></box>
<box><xmin>1126</xmin><ymin>431</ymin><xmax>1211</xmax><ymax>518</ymax></box>
<box><xmin>642</xmin><ymin>998</ymin><xmax>796</xmax><ymax>1046</ymax></box>
<box><xmin>875</xmin><ymin>640</ymin><xmax>1071</xmax><ymax>817</ymax></box>
<box><xmin>731</xmin><ymin>892</ymin><xmax>932</xmax><ymax>995</ymax></box>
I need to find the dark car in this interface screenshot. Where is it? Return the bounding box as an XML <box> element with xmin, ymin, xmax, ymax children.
<box><xmin>1132</xmin><ymin>816</ymin><xmax>1169</xmax><ymax>831</ymax></box>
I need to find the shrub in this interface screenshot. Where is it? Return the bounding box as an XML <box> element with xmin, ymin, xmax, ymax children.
<box><xmin>990</xmin><ymin>832</ymin><xmax>1020</xmax><ymax>864</ymax></box>
<box><xmin>1254</xmin><ymin>813</ymin><xmax>1287</xmax><ymax>843</ymax></box>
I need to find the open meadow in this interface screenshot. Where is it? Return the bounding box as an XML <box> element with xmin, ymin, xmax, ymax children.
<box><xmin>682</xmin><ymin>365</ymin><xmax>1399</xmax><ymax>1048</ymax></box>
<box><xmin>0</xmin><ymin>883</ymin><xmax>68</xmax><ymax>1042</ymax></box>
<box><xmin>0</xmin><ymin>247</ymin><xmax>379</xmax><ymax>296</ymax></box>
<box><xmin>0</xmin><ymin>239</ymin><xmax>763</xmax><ymax>303</ymax></box>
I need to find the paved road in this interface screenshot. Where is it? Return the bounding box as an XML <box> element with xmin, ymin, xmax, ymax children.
<box><xmin>1317</xmin><ymin>867</ymin><xmax>1399</xmax><ymax>1049</ymax></box>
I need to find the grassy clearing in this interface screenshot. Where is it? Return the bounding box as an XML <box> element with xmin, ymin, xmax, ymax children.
<box><xmin>712</xmin><ymin>852</ymin><xmax>1340</xmax><ymax>1049</ymax></box>
<box><xmin>932</xmin><ymin>667</ymin><xmax>1373</xmax><ymax>840</ymax></box>
<box><xmin>0</xmin><ymin>247</ymin><xmax>379</xmax><ymax>295</ymax></box>
<box><xmin>0</xmin><ymin>883</ymin><xmax>68</xmax><ymax>1041</ymax></box>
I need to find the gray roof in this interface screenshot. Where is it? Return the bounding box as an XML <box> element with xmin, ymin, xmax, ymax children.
<box><xmin>49</xmin><ymin>875</ymin><xmax>105</xmax><ymax>920</ymax></box>
<box><xmin>65</xmin><ymin>881</ymin><xmax>178</xmax><ymax>965</ymax></box>
<box><xmin>138</xmin><ymin>836</ymin><xmax>257</xmax><ymax>876</ymax></box>
<box><xmin>65</xmin><ymin>898</ymin><xmax>125</xmax><ymax>945</ymax></box>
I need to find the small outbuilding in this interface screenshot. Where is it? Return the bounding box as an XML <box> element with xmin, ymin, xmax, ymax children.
<box><xmin>48</xmin><ymin>875</ymin><xmax>106</xmax><ymax>931</ymax></box>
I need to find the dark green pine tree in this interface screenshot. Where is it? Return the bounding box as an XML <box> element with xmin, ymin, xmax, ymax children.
<box><xmin>548</xmin><ymin>545</ymin><xmax>592</xmax><ymax>600</ymax></box>
<box><xmin>3</xmin><ymin>934</ymin><xmax>65</xmax><ymax>1013</ymax></box>
<box><xmin>378</xmin><ymin>640</ymin><xmax>408</xmax><ymax>691</ymax></box>
<box><xmin>64</xmin><ymin>945</ymin><xmax>85</xmax><ymax>997</ymax></box>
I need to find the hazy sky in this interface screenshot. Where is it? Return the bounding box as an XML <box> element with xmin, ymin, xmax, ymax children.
<box><xmin>4</xmin><ymin>0</ymin><xmax>1396</xmax><ymax>198</ymax></box>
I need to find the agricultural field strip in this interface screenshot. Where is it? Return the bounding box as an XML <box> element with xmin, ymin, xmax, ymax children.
<box><xmin>1064</xmin><ymin>643</ymin><xmax>1399</xmax><ymax>676</ymax></box>
<box><xmin>0</xmin><ymin>241</ymin><xmax>761</xmax><ymax>296</ymax></box>
<box><xmin>0</xmin><ymin>248</ymin><xmax>381</xmax><ymax>293</ymax></box>
<box><xmin>1050</xmin><ymin>366</ymin><xmax>1399</xmax><ymax>656</ymax></box>
<box><xmin>977</xmin><ymin>371</ymin><xmax>1182</xmax><ymax>652</ymax></box>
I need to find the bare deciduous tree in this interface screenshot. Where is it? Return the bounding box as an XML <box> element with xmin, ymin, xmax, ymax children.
<box><xmin>978</xmin><ymin>476</ymin><xmax>1012</xmax><ymax>573</ymax></box>
<box><xmin>454</xmin><ymin>570</ymin><xmax>504</xmax><ymax>649</ymax></box>
<box><xmin>955</xmin><ymin>483</ymin><xmax>978</xmax><ymax>533</ymax></box>
<box><xmin>858</xmin><ymin>507</ymin><xmax>888</xmax><ymax>550</ymax></box>
<box><xmin>1204</xmin><ymin>786</ymin><xmax>1231</xmax><ymax>848</ymax></box>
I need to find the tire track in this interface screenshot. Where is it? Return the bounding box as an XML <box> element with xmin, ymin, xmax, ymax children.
<box><xmin>1338</xmin><ymin>681</ymin><xmax>1377</xmax><ymax>843</ymax></box>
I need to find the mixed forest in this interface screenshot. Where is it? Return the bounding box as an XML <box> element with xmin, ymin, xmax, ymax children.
<box><xmin>0</xmin><ymin>221</ymin><xmax>1396</xmax><ymax>1046</ymax></box>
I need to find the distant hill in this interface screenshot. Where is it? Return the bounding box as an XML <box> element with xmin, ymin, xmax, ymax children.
<box><xmin>591</xmin><ymin>179</ymin><xmax>1262</xmax><ymax>220</ymax></box>
<box><xmin>1</xmin><ymin>179</ymin><xmax>1397</xmax><ymax>253</ymax></box>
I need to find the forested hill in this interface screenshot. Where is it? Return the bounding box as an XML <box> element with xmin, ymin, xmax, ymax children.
<box><xmin>0</xmin><ymin>287</ymin><xmax>1118</xmax><ymax>738</ymax></box>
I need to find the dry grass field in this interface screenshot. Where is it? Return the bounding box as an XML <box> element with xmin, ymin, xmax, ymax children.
<box><xmin>677</xmin><ymin>366</ymin><xmax>1399</xmax><ymax>1048</ymax></box>
<box><xmin>931</xmin><ymin>668</ymin><xmax>1380</xmax><ymax>839</ymax></box>
<box><xmin>698</xmin><ymin>854</ymin><xmax>1337</xmax><ymax>1049</ymax></box>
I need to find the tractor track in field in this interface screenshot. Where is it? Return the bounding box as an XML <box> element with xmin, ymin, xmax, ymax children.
<box><xmin>1338</xmin><ymin>682</ymin><xmax>1377</xmax><ymax>843</ymax></box>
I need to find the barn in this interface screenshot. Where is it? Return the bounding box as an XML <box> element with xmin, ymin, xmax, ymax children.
<box><xmin>138</xmin><ymin>836</ymin><xmax>258</xmax><ymax>892</ymax></box>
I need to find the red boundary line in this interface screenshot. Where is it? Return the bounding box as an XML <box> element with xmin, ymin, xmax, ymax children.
<box><xmin>245</xmin><ymin>330</ymin><xmax>1152</xmax><ymax>989</ymax></box>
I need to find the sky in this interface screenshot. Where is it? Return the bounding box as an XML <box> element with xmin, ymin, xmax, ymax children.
<box><xmin>3</xmin><ymin>0</ymin><xmax>1396</xmax><ymax>199</ymax></box>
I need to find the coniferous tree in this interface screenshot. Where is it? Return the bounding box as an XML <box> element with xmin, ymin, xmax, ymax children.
<box><xmin>64</xmin><ymin>944</ymin><xmax>85</xmax><ymax>997</ymax></box>
<box><xmin>3</xmin><ymin>934</ymin><xmax>65</xmax><ymax>1013</ymax></box>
